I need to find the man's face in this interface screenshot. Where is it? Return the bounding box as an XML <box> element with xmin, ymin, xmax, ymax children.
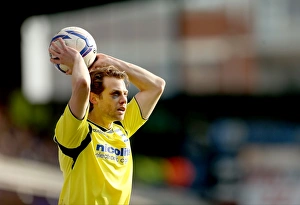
<box><xmin>97</xmin><ymin>77</ymin><xmax>128</xmax><ymax>122</ymax></box>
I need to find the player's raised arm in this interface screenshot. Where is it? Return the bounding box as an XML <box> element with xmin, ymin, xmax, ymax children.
<box><xmin>90</xmin><ymin>53</ymin><xmax>166</xmax><ymax>119</ymax></box>
<box><xmin>49</xmin><ymin>38</ymin><xmax>91</xmax><ymax>120</ymax></box>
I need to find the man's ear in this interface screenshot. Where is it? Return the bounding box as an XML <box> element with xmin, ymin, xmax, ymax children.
<box><xmin>89</xmin><ymin>93</ymin><xmax>98</xmax><ymax>104</ymax></box>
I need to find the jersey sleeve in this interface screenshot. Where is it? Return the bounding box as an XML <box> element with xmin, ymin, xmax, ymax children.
<box><xmin>55</xmin><ymin>104</ymin><xmax>90</xmax><ymax>148</ymax></box>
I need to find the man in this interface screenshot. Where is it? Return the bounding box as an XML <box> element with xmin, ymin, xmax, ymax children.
<box><xmin>49</xmin><ymin>37</ymin><xmax>165</xmax><ymax>205</ymax></box>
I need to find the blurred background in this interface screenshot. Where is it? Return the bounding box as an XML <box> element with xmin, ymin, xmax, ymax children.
<box><xmin>2</xmin><ymin>0</ymin><xmax>300</xmax><ymax>204</ymax></box>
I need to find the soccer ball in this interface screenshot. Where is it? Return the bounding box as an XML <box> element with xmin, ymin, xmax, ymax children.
<box><xmin>49</xmin><ymin>26</ymin><xmax>97</xmax><ymax>73</ymax></box>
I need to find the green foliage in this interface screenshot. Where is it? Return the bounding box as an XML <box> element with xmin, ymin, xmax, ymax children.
<box><xmin>134</xmin><ymin>154</ymin><xmax>166</xmax><ymax>185</ymax></box>
<box><xmin>8</xmin><ymin>89</ymin><xmax>53</xmax><ymax>132</ymax></box>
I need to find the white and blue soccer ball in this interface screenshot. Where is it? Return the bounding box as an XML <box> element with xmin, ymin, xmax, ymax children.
<box><xmin>49</xmin><ymin>26</ymin><xmax>97</xmax><ymax>73</ymax></box>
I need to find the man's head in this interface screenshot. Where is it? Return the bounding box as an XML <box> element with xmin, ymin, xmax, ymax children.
<box><xmin>89</xmin><ymin>65</ymin><xmax>129</xmax><ymax>113</ymax></box>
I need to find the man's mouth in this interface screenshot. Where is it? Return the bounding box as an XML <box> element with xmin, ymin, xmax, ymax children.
<box><xmin>118</xmin><ymin>107</ymin><xmax>126</xmax><ymax>112</ymax></box>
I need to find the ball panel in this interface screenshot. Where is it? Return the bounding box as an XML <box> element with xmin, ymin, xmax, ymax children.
<box><xmin>49</xmin><ymin>26</ymin><xmax>97</xmax><ymax>73</ymax></box>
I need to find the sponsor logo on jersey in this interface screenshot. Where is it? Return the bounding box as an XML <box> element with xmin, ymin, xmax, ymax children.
<box><xmin>96</xmin><ymin>144</ymin><xmax>130</xmax><ymax>156</ymax></box>
<box><xmin>95</xmin><ymin>144</ymin><xmax>130</xmax><ymax>164</ymax></box>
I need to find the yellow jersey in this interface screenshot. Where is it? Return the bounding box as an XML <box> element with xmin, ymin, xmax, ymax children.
<box><xmin>54</xmin><ymin>97</ymin><xmax>146</xmax><ymax>205</ymax></box>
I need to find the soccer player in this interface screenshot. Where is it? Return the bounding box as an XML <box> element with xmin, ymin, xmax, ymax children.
<box><xmin>49</xmin><ymin>37</ymin><xmax>165</xmax><ymax>205</ymax></box>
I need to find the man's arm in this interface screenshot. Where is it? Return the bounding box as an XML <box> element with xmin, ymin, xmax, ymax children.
<box><xmin>49</xmin><ymin>38</ymin><xmax>91</xmax><ymax>120</ymax></box>
<box><xmin>90</xmin><ymin>53</ymin><xmax>166</xmax><ymax>119</ymax></box>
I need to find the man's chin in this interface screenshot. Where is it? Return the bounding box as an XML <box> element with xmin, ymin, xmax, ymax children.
<box><xmin>115</xmin><ymin>115</ymin><xmax>124</xmax><ymax>121</ymax></box>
